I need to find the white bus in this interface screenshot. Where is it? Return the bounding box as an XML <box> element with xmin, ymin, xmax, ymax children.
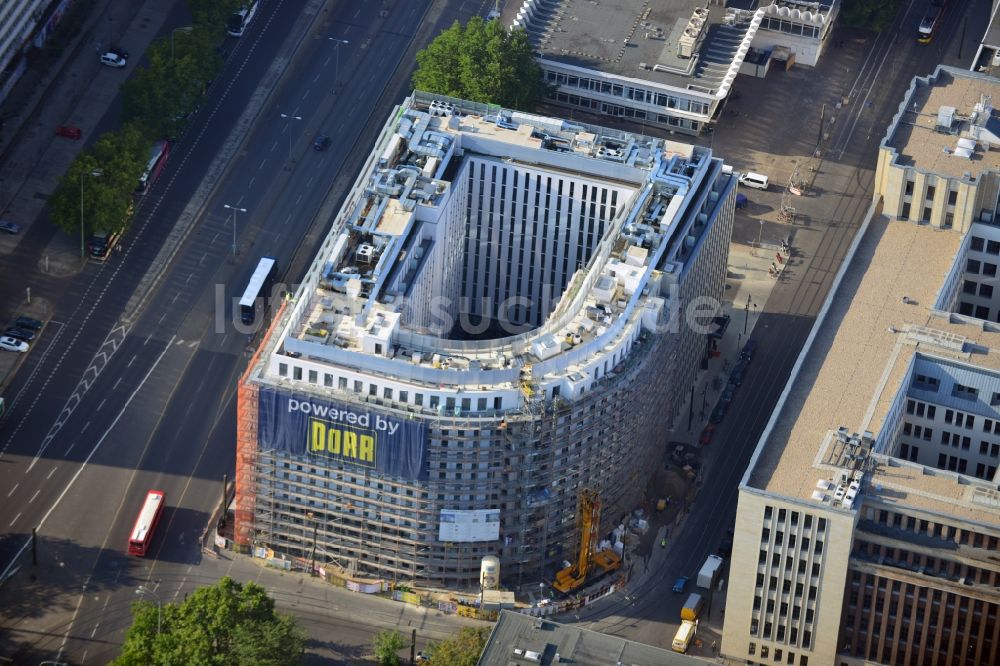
<box><xmin>239</xmin><ymin>256</ymin><xmax>277</xmax><ymax>325</ymax></box>
<box><xmin>227</xmin><ymin>0</ymin><xmax>258</xmax><ymax>37</ymax></box>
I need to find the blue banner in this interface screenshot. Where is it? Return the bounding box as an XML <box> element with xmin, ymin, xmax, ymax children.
<box><xmin>257</xmin><ymin>386</ymin><xmax>428</xmax><ymax>480</ymax></box>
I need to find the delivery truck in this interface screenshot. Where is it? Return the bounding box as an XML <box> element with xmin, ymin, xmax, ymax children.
<box><xmin>697</xmin><ymin>554</ymin><xmax>724</xmax><ymax>589</ymax></box>
<box><xmin>672</xmin><ymin>620</ymin><xmax>697</xmax><ymax>653</ymax></box>
<box><xmin>681</xmin><ymin>592</ymin><xmax>704</xmax><ymax>622</ymax></box>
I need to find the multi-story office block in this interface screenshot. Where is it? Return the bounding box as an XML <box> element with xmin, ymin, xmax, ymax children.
<box><xmin>234</xmin><ymin>93</ymin><xmax>736</xmax><ymax>589</ymax></box>
<box><xmin>723</xmin><ymin>68</ymin><xmax>1000</xmax><ymax>666</ymax></box>
<box><xmin>509</xmin><ymin>0</ymin><xmax>836</xmax><ymax>134</ymax></box>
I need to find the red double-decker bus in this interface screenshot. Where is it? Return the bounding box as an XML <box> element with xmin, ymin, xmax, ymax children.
<box><xmin>128</xmin><ymin>490</ymin><xmax>166</xmax><ymax>556</ymax></box>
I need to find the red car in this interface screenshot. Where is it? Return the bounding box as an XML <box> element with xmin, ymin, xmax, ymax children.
<box><xmin>699</xmin><ymin>424</ymin><xmax>716</xmax><ymax>446</ymax></box>
<box><xmin>56</xmin><ymin>125</ymin><xmax>82</xmax><ymax>140</ymax></box>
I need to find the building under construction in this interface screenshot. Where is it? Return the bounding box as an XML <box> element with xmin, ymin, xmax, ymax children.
<box><xmin>235</xmin><ymin>92</ymin><xmax>736</xmax><ymax>589</ymax></box>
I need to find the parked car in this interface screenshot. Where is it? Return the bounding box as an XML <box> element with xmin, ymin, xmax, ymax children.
<box><xmin>718</xmin><ymin>529</ymin><xmax>734</xmax><ymax>558</ymax></box>
<box><xmin>672</xmin><ymin>576</ymin><xmax>689</xmax><ymax>593</ymax></box>
<box><xmin>13</xmin><ymin>316</ymin><xmax>42</xmax><ymax>330</ymax></box>
<box><xmin>0</xmin><ymin>220</ymin><xmax>21</xmax><ymax>234</ymax></box>
<box><xmin>720</xmin><ymin>382</ymin><xmax>737</xmax><ymax>404</ymax></box>
<box><xmin>699</xmin><ymin>423</ymin><xmax>716</xmax><ymax>446</ymax></box>
<box><xmin>730</xmin><ymin>359</ymin><xmax>748</xmax><ymax>387</ymax></box>
<box><xmin>740</xmin><ymin>339</ymin><xmax>757</xmax><ymax>363</ymax></box>
<box><xmin>0</xmin><ymin>336</ymin><xmax>28</xmax><ymax>352</ymax></box>
<box><xmin>710</xmin><ymin>400</ymin><xmax>728</xmax><ymax>424</ymax></box>
<box><xmin>3</xmin><ymin>327</ymin><xmax>34</xmax><ymax>342</ymax></box>
<box><xmin>313</xmin><ymin>135</ymin><xmax>330</xmax><ymax>151</ymax></box>
<box><xmin>55</xmin><ymin>125</ymin><xmax>82</xmax><ymax>140</ymax></box>
<box><xmin>100</xmin><ymin>50</ymin><xmax>128</xmax><ymax>68</ymax></box>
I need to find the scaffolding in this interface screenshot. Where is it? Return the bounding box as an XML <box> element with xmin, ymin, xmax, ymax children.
<box><xmin>234</xmin><ymin>301</ymin><xmax>287</xmax><ymax>549</ymax></box>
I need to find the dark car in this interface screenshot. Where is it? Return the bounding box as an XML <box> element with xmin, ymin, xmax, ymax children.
<box><xmin>720</xmin><ymin>382</ymin><xmax>737</xmax><ymax>404</ymax></box>
<box><xmin>718</xmin><ymin>531</ymin><xmax>734</xmax><ymax>558</ymax></box>
<box><xmin>699</xmin><ymin>423</ymin><xmax>715</xmax><ymax>446</ymax></box>
<box><xmin>710</xmin><ymin>400</ymin><xmax>728</xmax><ymax>424</ymax></box>
<box><xmin>56</xmin><ymin>125</ymin><xmax>82</xmax><ymax>140</ymax></box>
<box><xmin>0</xmin><ymin>220</ymin><xmax>21</xmax><ymax>234</ymax></box>
<box><xmin>672</xmin><ymin>576</ymin><xmax>688</xmax><ymax>593</ymax></box>
<box><xmin>313</xmin><ymin>135</ymin><xmax>330</xmax><ymax>151</ymax></box>
<box><xmin>740</xmin><ymin>339</ymin><xmax>758</xmax><ymax>363</ymax></box>
<box><xmin>4</xmin><ymin>327</ymin><xmax>35</xmax><ymax>342</ymax></box>
<box><xmin>730</xmin><ymin>359</ymin><xmax>748</xmax><ymax>387</ymax></box>
<box><xmin>14</xmin><ymin>316</ymin><xmax>43</xmax><ymax>330</ymax></box>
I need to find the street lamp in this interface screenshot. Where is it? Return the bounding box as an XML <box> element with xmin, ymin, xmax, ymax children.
<box><xmin>223</xmin><ymin>203</ymin><xmax>247</xmax><ymax>260</ymax></box>
<box><xmin>279</xmin><ymin>113</ymin><xmax>303</xmax><ymax>160</ymax></box>
<box><xmin>326</xmin><ymin>38</ymin><xmax>349</xmax><ymax>90</ymax></box>
<box><xmin>755</xmin><ymin>219</ymin><xmax>764</xmax><ymax>258</ymax></box>
<box><xmin>135</xmin><ymin>586</ymin><xmax>162</xmax><ymax>635</ymax></box>
<box><xmin>171</xmin><ymin>26</ymin><xmax>193</xmax><ymax>59</ymax></box>
<box><xmin>79</xmin><ymin>169</ymin><xmax>102</xmax><ymax>258</ymax></box>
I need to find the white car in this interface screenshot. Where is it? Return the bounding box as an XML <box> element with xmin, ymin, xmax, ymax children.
<box><xmin>0</xmin><ymin>335</ymin><xmax>28</xmax><ymax>352</ymax></box>
<box><xmin>100</xmin><ymin>51</ymin><xmax>127</xmax><ymax>68</ymax></box>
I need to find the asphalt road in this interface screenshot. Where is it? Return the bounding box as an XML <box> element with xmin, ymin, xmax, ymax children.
<box><xmin>557</xmin><ymin>0</ymin><xmax>988</xmax><ymax>652</ymax></box>
<box><xmin>0</xmin><ymin>0</ymin><xmax>494</xmax><ymax>662</ymax></box>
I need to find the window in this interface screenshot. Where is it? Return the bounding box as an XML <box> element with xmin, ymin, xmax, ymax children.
<box><xmin>901</xmin><ymin>202</ymin><xmax>911</xmax><ymax>219</ymax></box>
<box><xmin>985</xmin><ymin>263</ymin><xmax>998</xmax><ymax>277</ymax></box>
<box><xmin>948</xmin><ymin>190</ymin><xmax>957</xmax><ymax>205</ymax></box>
<box><xmin>972</xmin><ymin>236</ymin><xmax>985</xmax><ymax>251</ymax></box>
<box><xmin>967</xmin><ymin>259</ymin><xmax>982</xmax><ymax>273</ymax></box>
<box><xmin>323</xmin><ymin>373</ymin><xmax>333</xmax><ymax>387</ymax></box>
<box><xmin>963</xmin><ymin>280</ymin><xmax>978</xmax><ymax>295</ymax></box>
<box><xmin>904</xmin><ymin>180</ymin><xmax>914</xmax><ymax>196</ymax></box>
<box><xmin>278</xmin><ymin>363</ymin><xmax>288</xmax><ymax>377</ymax></box>
<box><xmin>308</xmin><ymin>369</ymin><xmax>317</xmax><ymax>383</ymax></box>
<box><xmin>368</xmin><ymin>384</ymin><xmax>378</xmax><ymax>396</ymax></box>
<box><xmin>980</xmin><ymin>284</ymin><xmax>994</xmax><ymax>298</ymax></box>
<box><xmin>354</xmin><ymin>380</ymin><xmax>363</xmax><ymax>393</ymax></box>
<box><xmin>922</xmin><ymin>206</ymin><xmax>932</xmax><ymax>222</ymax></box>
<box><xmin>749</xmin><ymin>643</ymin><xmax>757</xmax><ymax>656</ymax></box>
<box><xmin>992</xmin><ymin>392</ymin><xmax>1000</xmax><ymax>406</ymax></box>
<box><xmin>384</xmin><ymin>387</ymin><xmax>393</xmax><ymax>400</ymax></box>
<box><xmin>989</xmin><ymin>240</ymin><xmax>1000</xmax><ymax>255</ymax></box>
<box><xmin>293</xmin><ymin>366</ymin><xmax>302</xmax><ymax>380</ymax></box>
<box><xmin>926</xmin><ymin>185</ymin><xmax>936</xmax><ymax>201</ymax></box>
<box><xmin>339</xmin><ymin>377</ymin><xmax>348</xmax><ymax>390</ymax></box>
<box><xmin>952</xmin><ymin>384</ymin><xmax>979</xmax><ymax>400</ymax></box>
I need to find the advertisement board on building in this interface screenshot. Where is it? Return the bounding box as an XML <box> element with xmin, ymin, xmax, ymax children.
<box><xmin>257</xmin><ymin>386</ymin><xmax>428</xmax><ymax>480</ymax></box>
<box><xmin>439</xmin><ymin>509</ymin><xmax>501</xmax><ymax>542</ymax></box>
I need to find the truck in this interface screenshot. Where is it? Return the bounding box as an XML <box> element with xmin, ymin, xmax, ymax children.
<box><xmin>697</xmin><ymin>554</ymin><xmax>724</xmax><ymax>589</ymax></box>
<box><xmin>671</xmin><ymin>620</ymin><xmax>697</xmax><ymax>653</ymax></box>
<box><xmin>681</xmin><ymin>592</ymin><xmax>704</xmax><ymax>622</ymax></box>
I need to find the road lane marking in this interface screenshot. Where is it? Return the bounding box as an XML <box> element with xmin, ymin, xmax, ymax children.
<box><xmin>144</xmin><ymin>333</ymin><xmax>152</xmax><ymax>345</ymax></box>
<box><xmin>271</xmin><ymin>140</ymin><xmax>278</xmax><ymax>152</ymax></box>
<box><xmin>113</xmin><ymin>378</ymin><xmax>122</xmax><ymax>390</ymax></box>
<box><xmin>9</xmin><ymin>512</ymin><xmax>20</xmax><ymax>527</ymax></box>
<box><xmin>7</xmin><ymin>483</ymin><xmax>17</xmax><ymax>497</ymax></box>
<box><xmin>97</xmin><ymin>399</ymin><xmax>106</xmax><ymax>412</ymax></box>
<box><xmin>81</xmin><ymin>421</ymin><xmax>90</xmax><ymax>433</ymax></box>
<box><xmin>47</xmin><ymin>467</ymin><xmax>57</xmax><ymax>479</ymax></box>
<box><xmin>29</xmin><ymin>490</ymin><xmax>40</xmax><ymax>503</ymax></box>
<box><xmin>158</xmin><ymin>312</ymin><xmax>168</xmax><ymax>325</ymax></box>
<box><xmin>1</xmin><ymin>338</ymin><xmax>174</xmax><ymax>583</ymax></box>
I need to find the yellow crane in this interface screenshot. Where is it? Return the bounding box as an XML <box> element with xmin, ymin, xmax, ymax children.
<box><xmin>552</xmin><ymin>489</ymin><xmax>621</xmax><ymax>594</ymax></box>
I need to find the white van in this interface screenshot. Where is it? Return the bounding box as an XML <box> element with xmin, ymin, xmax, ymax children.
<box><xmin>739</xmin><ymin>172</ymin><xmax>769</xmax><ymax>190</ymax></box>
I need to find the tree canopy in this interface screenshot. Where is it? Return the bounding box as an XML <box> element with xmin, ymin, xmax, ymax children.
<box><xmin>373</xmin><ymin>629</ymin><xmax>406</xmax><ymax>665</ymax></box>
<box><xmin>412</xmin><ymin>17</ymin><xmax>546</xmax><ymax>110</ymax></box>
<box><xmin>838</xmin><ymin>0</ymin><xmax>900</xmax><ymax>32</ymax></box>
<box><xmin>112</xmin><ymin>577</ymin><xmax>306</xmax><ymax>666</ymax></box>
<box><xmin>425</xmin><ymin>626</ymin><xmax>491</xmax><ymax>666</ymax></box>
<box><xmin>48</xmin><ymin>124</ymin><xmax>147</xmax><ymax>237</ymax></box>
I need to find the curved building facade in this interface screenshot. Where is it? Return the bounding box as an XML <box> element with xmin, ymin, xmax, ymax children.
<box><xmin>235</xmin><ymin>92</ymin><xmax>735</xmax><ymax>589</ymax></box>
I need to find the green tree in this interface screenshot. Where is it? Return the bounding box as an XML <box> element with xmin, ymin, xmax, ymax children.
<box><xmin>113</xmin><ymin>577</ymin><xmax>306</xmax><ymax>666</ymax></box>
<box><xmin>124</xmin><ymin>25</ymin><xmax>221</xmax><ymax>139</ymax></box>
<box><xmin>838</xmin><ymin>0</ymin><xmax>900</xmax><ymax>32</ymax></box>
<box><xmin>425</xmin><ymin>626</ymin><xmax>491</xmax><ymax>666</ymax></box>
<box><xmin>48</xmin><ymin>125</ymin><xmax>147</xmax><ymax>239</ymax></box>
<box><xmin>187</xmin><ymin>0</ymin><xmax>244</xmax><ymax>38</ymax></box>
<box><xmin>413</xmin><ymin>17</ymin><xmax>546</xmax><ymax>110</ymax></box>
<box><xmin>373</xmin><ymin>629</ymin><xmax>406</xmax><ymax>666</ymax></box>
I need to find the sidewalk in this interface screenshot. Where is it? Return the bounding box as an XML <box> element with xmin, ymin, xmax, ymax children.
<box><xmin>0</xmin><ymin>0</ymin><xmax>176</xmax><ymax>272</ymax></box>
<box><xmin>667</xmin><ymin>241</ymin><xmax>779</xmax><ymax>443</ymax></box>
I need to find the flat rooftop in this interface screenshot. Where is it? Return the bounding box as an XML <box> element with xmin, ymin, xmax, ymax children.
<box><xmin>478</xmin><ymin>610</ymin><xmax>700</xmax><ymax>666</ymax></box>
<box><xmin>747</xmin><ymin>217</ymin><xmax>1000</xmax><ymax>525</ymax></box>
<box><xmin>885</xmin><ymin>67</ymin><xmax>1000</xmax><ymax>180</ymax></box>
<box><xmin>517</xmin><ymin>0</ymin><xmax>755</xmax><ymax>95</ymax></box>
